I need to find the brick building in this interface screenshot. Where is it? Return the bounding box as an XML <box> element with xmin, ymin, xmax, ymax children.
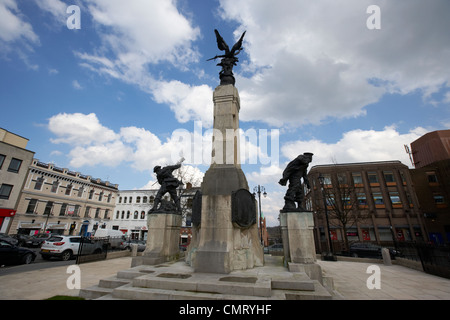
<box><xmin>306</xmin><ymin>161</ymin><xmax>427</xmax><ymax>253</ymax></box>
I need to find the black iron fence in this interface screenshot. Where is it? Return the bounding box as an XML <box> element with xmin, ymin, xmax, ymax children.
<box><xmin>75</xmin><ymin>236</ymin><xmax>114</xmax><ymax>264</ymax></box>
<box><xmin>395</xmin><ymin>241</ymin><xmax>450</xmax><ymax>279</ymax></box>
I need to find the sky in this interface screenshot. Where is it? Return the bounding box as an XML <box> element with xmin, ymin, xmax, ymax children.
<box><xmin>1</xmin><ymin>0</ymin><xmax>449</xmax><ymax>226</ymax></box>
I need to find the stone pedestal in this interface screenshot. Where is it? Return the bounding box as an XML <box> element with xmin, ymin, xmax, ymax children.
<box><xmin>188</xmin><ymin>84</ymin><xmax>263</xmax><ymax>274</ymax></box>
<box><xmin>280</xmin><ymin>211</ymin><xmax>316</xmax><ymax>264</ymax></box>
<box><xmin>132</xmin><ymin>213</ymin><xmax>181</xmax><ymax>267</ymax></box>
<box><xmin>280</xmin><ymin>211</ymin><xmax>323</xmax><ymax>282</ymax></box>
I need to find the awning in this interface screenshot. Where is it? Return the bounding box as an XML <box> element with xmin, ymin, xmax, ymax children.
<box><xmin>0</xmin><ymin>209</ymin><xmax>16</xmax><ymax>217</ymax></box>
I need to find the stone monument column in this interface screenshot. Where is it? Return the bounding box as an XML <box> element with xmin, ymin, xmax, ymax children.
<box><xmin>189</xmin><ymin>84</ymin><xmax>263</xmax><ymax>274</ymax></box>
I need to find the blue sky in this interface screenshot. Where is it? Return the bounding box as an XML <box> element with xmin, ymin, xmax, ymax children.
<box><xmin>1</xmin><ymin>0</ymin><xmax>449</xmax><ymax>226</ymax></box>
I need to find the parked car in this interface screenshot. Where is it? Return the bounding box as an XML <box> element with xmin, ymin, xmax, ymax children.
<box><xmin>0</xmin><ymin>239</ymin><xmax>37</xmax><ymax>265</ymax></box>
<box><xmin>40</xmin><ymin>235</ymin><xmax>105</xmax><ymax>261</ymax></box>
<box><xmin>264</xmin><ymin>243</ymin><xmax>283</xmax><ymax>254</ymax></box>
<box><xmin>348</xmin><ymin>242</ymin><xmax>400</xmax><ymax>259</ymax></box>
<box><xmin>92</xmin><ymin>229</ymin><xmax>125</xmax><ymax>249</ymax></box>
<box><xmin>9</xmin><ymin>234</ymin><xmax>33</xmax><ymax>247</ymax></box>
<box><xmin>25</xmin><ymin>233</ymin><xmax>52</xmax><ymax>248</ymax></box>
<box><xmin>0</xmin><ymin>233</ymin><xmax>19</xmax><ymax>246</ymax></box>
<box><xmin>120</xmin><ymin>239</ymin><xmax>146</xmax><ymax>252</ymax></box>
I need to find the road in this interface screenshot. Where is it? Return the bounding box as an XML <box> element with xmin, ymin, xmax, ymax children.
<box><xmin>0</xmin><ymin>247</ymin><xmax>75</xmax><ymax>276</ymax></box>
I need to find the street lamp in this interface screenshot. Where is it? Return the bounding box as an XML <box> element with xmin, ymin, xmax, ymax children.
<box><xmin>317</xmin><ymin>174</ymin><xmax>336</xmax><ymax>261</ymax></box>
<box><xmin>253</xmin><ymin>185</ymin><xmax>267</xmax><ymax>245</ymax></box>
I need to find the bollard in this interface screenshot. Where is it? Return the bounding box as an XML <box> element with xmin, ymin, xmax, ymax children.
<box><xmin>381</xmin><ymin>248</ymin><xmax>392</xmax><ymax>266</ymax></box>
<box><xmin>131</xmin><ymin>243</ymin><xmax>138</xmax><ymax>257</ymax></box>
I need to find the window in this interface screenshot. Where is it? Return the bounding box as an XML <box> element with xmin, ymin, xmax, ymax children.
<box><xmin>352</xmin><ymin>172</ymin><xmax>363</xmax><ymax>185</ymax></box>
<box><xmin>119</xmin><ymin>197</ymin><xmax>122</xmax><ymax>204</ymax></box>
<box><xmin>357</xmin><ymin>193</ymin><xmax>367</xmax><ymax>206</ymax></box>
<box><xmin>337</xmin><ymin>173</ymin><xmax>347</xmax><ymax>185</ymax></box>
<box><xmin>126</xmin><ymin>211</ymin><xmax>130</xmax><ymax>219</ymax></box>
<box><xmin>0</xmin><ymin>184</ymin><xmax>13</xmax><ymax>199</ymax></box>
<box><xmin>78</xmin><ymin>186</ymin><xmax>84</xmax><ymax>197</ymax></box>
<box><xmin>116</xmin><ymin>211</ymin><xmax>120</xmax><ymax>219</ymax></box>
<box><xmin>7</xmin><ymin>158</ymin><xmax>22</xmax><ymax>173</ymax></box>
<box><xmin>0</xmin><ymin>154</ymin><xmax>5</xmax><ymax>169</ymax></box>
<box><xmin>26</xmin><ymin>199</ymin><xmax>37</xmax><ymax>214</ymax></box>
<box><xmin>140</xmin><ymin>211</ymin><xmax>145</xmax><ymax>219</ymax></box>
<box><xmin>143</xmin><ymin>196</ymin><xmax>147</xmax><ymax>203</ymax></box>
<box><xmin>389</xmin><ymin>192</ymin><xmax>402</xmax><ymax>205</ymax></box>
<box><xmin>373</xmin><ymin>192</ymin><xmax>384</xmax><ymax>205</ymax></box>
<box><xmin>342</xmin><ymin>196</ymin><xmax>351</xmax><ymax>206</ymax></box>
<box><xmin>51</xmin><ymin>180</ymin><xmax>59</xmax><ymax>193</ymax></box>
<box><xmin>98</xmin><ymin>192</ymin><xmax>103</xmax><ymax>202</ymax></box>
<box><xmin>104</xmin><ymin>209</ymin><xmax>109</xmax><ymax>219</ymax></box>
<box><xmin>326</xmin><ymin>194</ymin><xmax>335</xmax><ymax>207</ymax></box>
<box><xmin>35</xmin><ymin>177</ymin><xmax>44</xmax><ymax>190</ymax></box>
<box><xmin>107</xmin><ymin>194</ymin><xmax>112</xmax><ymax>203</ymax></box>
<box><xmin>59</xmin><ymin>203</ymin><xmax>67</xmax><ymax>216</ymax></box>
<box><xmin>134</xmin><ymin>211</ymin><xmax>139</xmax><ymax>219</ymax></box>
<box><xmin>368</xmin><ymin>172</ymin><xmax>378</xmax><ymax>184</ymax></box>
<box><xmin>89</xmin><ymin>189</ymin><xmax>94</xmax><ymax>200</ymax></box>
<box><xmin>65</xmin><ymin>184</ymin><xmax>73</xmax><ymax>195</ymax></box>
<box><xmin>121</xmin><ymin>211</ymin><xmax>125</xmax><ymax>219</ymax></box>
<box><xmin>427</xmin><ymin>172</ymin><xmax>438</xmax><ymax>183</ymax></box>
<box><xmin>399</xmin><ymin>171</ymin><xmax>407</xmax><ymax>184</ymax></box>
<box><xmin>322</xmin><ymin>174</ymin><xmax>332</xmax><ymax>186</ymax></box>
<box><xmin>433</xmin><ymin>194</ymin><xmax>445</xmax><ymax>204</ymax></box>
<box><xmin>44</xmin><ymin>201</ymin><xmax>54</xmax><ymax>215</ymax></box>
<box><xmin>84</xmin><ymin>206</ymin><xmax>91</xmax><ymax>218</ymax></box>
<box><xmin>136</xmin><ymin>196</ymin><xmax>141</xmax><ymax>203</ymax></box>
<box><xmin>95</xmin><ymin>208</ymin><xmax>100</xmax><ymax>218</ymax></box>
<box><xmin>384</xmin><ymin>171</ymin><xmax>395</xmax><ymax>183</ymax></box>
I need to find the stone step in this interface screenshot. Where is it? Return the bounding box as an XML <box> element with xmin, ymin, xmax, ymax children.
<box><xmin>79</xmin><ymin>285</ymin><xmax>113</xmax><ymax>300</ymax></box>
<box><xmin>132</xmin><ymin>273</ymin><xmax>272</xmax><ymax>297</ymax></box>
<box><xmin>113</xmin><ymin>283</ymin><xmax>263</xmax><ymax>300</ymax></box>
<box><xmin>98</xmin><ymin>276</ymin><xmax>131</xmax><ymax>289</ymax></box>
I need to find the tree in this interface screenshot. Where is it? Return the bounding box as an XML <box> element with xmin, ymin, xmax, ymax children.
<box><xmin>319</xmin><ymin>170</ymin><xmax>371</xmax><ymax>251</ymax></box>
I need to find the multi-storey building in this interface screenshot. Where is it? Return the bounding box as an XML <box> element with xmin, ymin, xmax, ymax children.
<box><xmin>0</xmin><ymin>128</ymin><xmax>35</xmax><ymax>233</ymax></box>
<box><xmin>410</xmin><ymin>159</ymin><xmax>450</xmax><ymax>244</ymax></box>
<box><xmin>411</xmin><ymin>129</ymin><xmax>450</xmax><ymax>168</ymax></box>
<box><xmin>306</xmin><ymin>161</ymin><xmax>427</xmax><ymax>253</ymax></box>
<box><xmin>11</xmin><ymin>159</ymin><xmax>119</xmax><ymax>236</ymax></box>
<box><xmin>111</xmin><ymin>185</ymin><xmax>199</xmax><ymax>243</ymax></box>
<box><xmin>409</xmin><ymin>129</ymin><xmax>450</xmax><ymax>244</ymax></box>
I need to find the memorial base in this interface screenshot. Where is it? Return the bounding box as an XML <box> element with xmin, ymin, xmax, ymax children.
<box><xmin>189</xmin><ymin>192</ymin><xmax>263</xmax><ymax>274</ymax></box>
<box><xmin>132</xmin><ymin>213</ymin><xmax>181</xmax><ymax>267</ymax></box>
<box><xmin>280</xmin><ymin>211</ymin><xmax>324</xmax><ymax>283</ymax></box>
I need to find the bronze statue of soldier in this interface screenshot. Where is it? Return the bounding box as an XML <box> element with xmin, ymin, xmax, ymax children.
<box><xmin>279</xmin><ymin>153</ymin><xmax>313</xmax><ymax>212</ymax></box>
<box><xmin>150</xmin><ymin>159</ymin><xmax>184</xmax><ymax>213</ymax></box>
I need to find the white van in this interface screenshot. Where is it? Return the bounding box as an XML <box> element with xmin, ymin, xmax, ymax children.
<box><xmin>92</xmin><ymin>229</ymin><xmax>124</xmax><ymax>249</ymax></box>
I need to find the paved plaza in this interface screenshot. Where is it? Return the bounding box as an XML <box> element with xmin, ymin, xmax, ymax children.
<box><xmin>1</xmin><ymin>256</ymin><xmax>450</xmax><ymax>300</ymax></box>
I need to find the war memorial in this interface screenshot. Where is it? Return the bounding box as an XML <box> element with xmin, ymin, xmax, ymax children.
<box><xmin>79</xmin><ymin>30</ymin><xmax>335</xmax><ymax>300</ymax></box>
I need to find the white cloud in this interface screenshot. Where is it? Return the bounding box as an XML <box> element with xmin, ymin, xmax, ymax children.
<box><xmin>0</xmin><ymin>0</ymin><xmax>38</xmax><ymax>43</ymax></box>
<box><xmin>48</xmin><ymin>113</ymin><xmax>119</xmax><ymax>145</ymax></box>
<box><xmin>152</xmin><ymin>81</ymin><xmax>214</xmax><ymax>127</ymax></box>
<box><xmin>219</xmin><ymin>0</ymin><xmax>450</xmax><ymax>126</ymax></box>
<box><xmin>34</xmin><ymin>0</ymin><xmax>67</xmax><ymax>24</ymax></box>
<box><xmin>72</xmin><ymin>80</ymin><xmax>83</xmax><ymax>90</ymax></box>
<box><xmin>86</xmin><ymin>0</ymin><xmax>200</xmax><ymax>66</ymax></box>
<box><xmin>47</xmin><ymin>113</ymin><xmax>210</xmax><ymax>176</ymax></box>
<box><xmin>281</xmin><ymin>126</ymin><xmax>429</xmax><ymax>168</ymax></box>
<box><xmin>73</xmin><ymin>0</ymin><xmax>210</xmax><ymax>125</ymax></box>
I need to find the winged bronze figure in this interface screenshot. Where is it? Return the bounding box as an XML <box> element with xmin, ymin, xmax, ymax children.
<box><xmin>208</xmin><ymin>29</ymin><xmax>246</xmax><ymax>86</ymax></box>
